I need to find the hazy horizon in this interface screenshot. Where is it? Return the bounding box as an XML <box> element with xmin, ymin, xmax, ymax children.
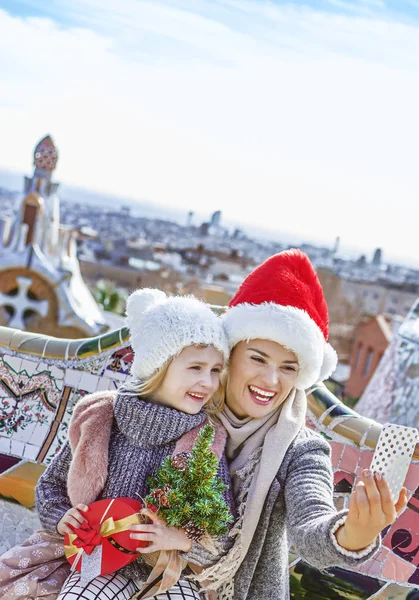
<box><xmin>2</xmin><ymin>166</ymin><xmax>418</xmax><ymax>269</ymax></box>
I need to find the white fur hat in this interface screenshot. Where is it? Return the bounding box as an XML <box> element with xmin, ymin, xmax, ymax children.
<box><xmin>126</xmin><ymin>288</ymin><xmax>229</xmax><ymax>379</ymax></box>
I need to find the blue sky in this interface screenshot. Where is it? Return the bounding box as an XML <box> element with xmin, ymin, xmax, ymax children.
<box><xmin>1</xmin><ymin>0</ymin><xmax>419</xmax><ymax>265</ymax></box>
<box><xmin>3</xmin><ymin>0</ymin><xmax>419</xmax><ymax>26</ymax></box>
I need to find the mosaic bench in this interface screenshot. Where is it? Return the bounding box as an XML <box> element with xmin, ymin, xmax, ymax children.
<box><xmin>1</xmin><ymin>322</ymin><xmax>419</xmax><ymax>600</ymax></box>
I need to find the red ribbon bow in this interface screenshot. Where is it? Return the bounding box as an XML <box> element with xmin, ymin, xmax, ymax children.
<box><xmin>71</xmin><ymin>521</ymin><xmax>102</xmax><ymax>555</ymax></box>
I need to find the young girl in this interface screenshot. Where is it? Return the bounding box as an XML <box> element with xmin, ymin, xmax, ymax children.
<box><xmin>34</xmin><ymin>289</ymin><xmax>233</xmax><ymax>600</ymax></box>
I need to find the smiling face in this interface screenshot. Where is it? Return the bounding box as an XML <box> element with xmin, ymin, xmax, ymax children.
<box><xmin>152</xmin><ymin>345</ymin><xmax>224</xmax><ymax>414</ymax></box>
<box><xmin>226</xmin><ymin>339</ymin><xmax>299</xmax><ymax>419</ymax></box>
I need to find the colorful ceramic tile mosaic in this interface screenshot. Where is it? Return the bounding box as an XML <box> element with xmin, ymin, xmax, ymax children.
<box><xmin>357</xmin><ymin>300</ymin><xmax>419</xmax><ymax>430</ymax></box>
<box><xmin>0</xmin><ymin>355</ymin><xmax>64</xmax><ymax>460</ymax></box>
<box><xmin>0</xmin><ymin>320</ymin><xmax>418</xmax><ymax>599</ymax></box>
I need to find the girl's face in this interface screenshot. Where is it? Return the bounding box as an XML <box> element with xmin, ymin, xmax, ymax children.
<box><xmin>226</xmin><ymin>339</ymin><xmax>299</xmax><ymax>419</ymax></box>
<box><xmin>153</xmin><ymin>345</ymin><xmax>224</xmax><ymax>414</ymax></box>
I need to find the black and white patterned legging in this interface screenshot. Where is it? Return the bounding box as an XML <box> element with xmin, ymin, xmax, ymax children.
<box><xmin>57</xmin><ymin>571</ymin><xmax>201</xmax><ymax>600</ymax></box>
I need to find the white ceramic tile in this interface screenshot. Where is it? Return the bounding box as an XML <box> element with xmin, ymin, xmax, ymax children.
<box><xmin>0</xmin><ymin>435</ymin><xmax>11</xmax><ymax>454</ymax></box>
<box><xmin>23</xmin><ymin>443</ymin><xmax>40</xmax><ymax>460</ymax></box>
<box><xmin>79</xmin><ymin>372</ymin><xmax>99</xmax><ymax>393</ymax></box>
<box><xmin>2</xmin><ymin>356</ymin><xmax>22</xmax><ymax>373</ymax></box>
<box><xmin>64</xmin><ymin>369</ymin><xmax>83</xmax><ymax>387</ymax></box>
<box><xmin>96</xmin><ymin>377</ymin><xmax>111</xmax><ymax>391</ymax></box>
<box><xmin>19</xmin><ymin>359</ymin><xmax>39</xmax><ymax>376</ymax></box>
<box><xmin>107</xmin><ymin>369</ymin><xmax>128</xmax><ymax>382</ymax></box>
<box><xmin>10</xmin><ymin>439</ymin><xmax>25</xmax><ymax>458</ymax></box>
<box><xmin>48</xmin><ymin>365</ymin><xmax>64</xmax><ymax>381</ymax></box>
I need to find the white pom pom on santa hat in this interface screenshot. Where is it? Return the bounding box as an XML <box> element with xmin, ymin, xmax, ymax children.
<box><xmin>222</xmin><ymin>249</ymin><xmax>338</xmax><ymax>390</ymax></box>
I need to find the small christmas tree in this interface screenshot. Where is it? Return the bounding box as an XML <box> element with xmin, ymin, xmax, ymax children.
<box><xmin>145</xmin><ymin>424</ymin><xmax>233</xmax><ymax>541</ymax></box>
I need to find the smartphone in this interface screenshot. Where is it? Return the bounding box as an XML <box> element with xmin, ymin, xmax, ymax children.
<box><xmin>369</xmin><ymin>422</ymin><xmax>418</xmax><ymax>502</ymax></box>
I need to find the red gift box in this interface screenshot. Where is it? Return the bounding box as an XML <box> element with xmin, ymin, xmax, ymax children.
<box><xmin>64</xmin><ymin>497</ymin><xmax>147</xmax><ymax>579</ymax></box>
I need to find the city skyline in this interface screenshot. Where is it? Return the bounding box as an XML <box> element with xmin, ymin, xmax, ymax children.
<box><xmin>1</xmin><ymin>162</ymin><xmax>419</xmax><ymax>269</ymax></box>
<box><xmin>1</xmin><ymin>1</ymin><xmax>419</xmax><ymax>266</ymax></box>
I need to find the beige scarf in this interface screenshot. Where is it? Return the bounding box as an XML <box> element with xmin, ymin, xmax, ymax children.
<box><xmin>219</xmin><ymin>403</ymin><xmax>282</xmax><ymax>497</ymax></box>
<box><xmin>192</xmin><ymin>387</ymin><xmax>307</xmax><ymax>592</ymax></box>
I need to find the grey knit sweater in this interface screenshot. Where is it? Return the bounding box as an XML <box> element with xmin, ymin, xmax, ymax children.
<box><xmin>184</xmin><ymin>427</ymin><xmax>380</xmax><ymax>600</ymax></box>
<box><xmin>35</xmin><ymin>392</ymin><xmax>234</xmax><ymax>584</ymax></box>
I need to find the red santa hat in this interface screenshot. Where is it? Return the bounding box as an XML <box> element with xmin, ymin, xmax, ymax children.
<box><xmin>222</xmin><ymin>249</ymin><xmax>338</xmax><ymax>390</ymax></box>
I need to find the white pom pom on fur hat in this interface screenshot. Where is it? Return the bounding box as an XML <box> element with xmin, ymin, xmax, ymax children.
<box><xmin>126</xmin><ymin>288</ymin><xmax>229</xmax><ymax>380</ymax></box>
<box><xmin>126</xmin><ymin>288</ymin><xmax>166</xmax><ymax>332</ymax></box>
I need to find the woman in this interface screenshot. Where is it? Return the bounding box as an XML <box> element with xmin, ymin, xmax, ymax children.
<box><xmin>185</xmin><ymin>249</ymin><xmax>407</xmax><ymax>600</ymax></box>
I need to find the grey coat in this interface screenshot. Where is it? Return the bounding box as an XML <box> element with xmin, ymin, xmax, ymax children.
<box><xmin>234</xmin><ymin>428</ymin><xmax>378</xmax><ymax>600</ymax></box>
<box><xmin>187</xmin><ymin>427</ymin><xmax>378</xmax><ymax>600</ymax></box>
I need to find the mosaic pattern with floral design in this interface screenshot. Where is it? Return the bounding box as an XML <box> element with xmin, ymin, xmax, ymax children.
<box><xmin>0</xmin><ymin>343</ymin><xmax>131</xmax><ymax>464</ymax></box>
<box><xmin>0</xmin><ymin>356</ymin><xmax>64</xmax><ymax>460</ymax></box>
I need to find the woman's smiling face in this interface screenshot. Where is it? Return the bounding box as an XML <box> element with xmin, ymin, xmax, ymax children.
<box><xmin>226</xmin><ymin>339</ymin><xmax>299</xmax><ymax>419</ymax></box>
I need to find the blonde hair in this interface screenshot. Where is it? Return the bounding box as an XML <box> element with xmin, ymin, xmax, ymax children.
<box><xmin>124</xmin><ymin>360</ymin><xmax>172</xmax><ymax>398</ymax></box>
<box><xmin>123</xmin><ymin>351</ymin><xmax>226</xmax><ymax>415</ymax></box>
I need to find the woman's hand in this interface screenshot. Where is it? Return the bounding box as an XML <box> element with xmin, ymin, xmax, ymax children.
<box><xmin>130</xmin><ymin>508</ymin><xmax>192</xmax><ymax>554</ymax></box>
<box><xmin>57</xmin><ymin>504</ymin><xmax>89</xmax><ymax>536</ymax></box>
<box><xmin>335</xmin><ymin>469</ymin><xmax>408</xmax><ymax>552</ymax></box>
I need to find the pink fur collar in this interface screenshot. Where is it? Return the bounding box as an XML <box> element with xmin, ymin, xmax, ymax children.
<box><xmin>67</xmin><ymin>391</ymin><xmax>116</xmax><ymax>506</ymax></box>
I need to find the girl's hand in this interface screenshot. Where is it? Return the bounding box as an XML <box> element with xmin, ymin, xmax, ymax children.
<box><xmin>57</xmin><ymin>504</ymin><xmax>89</xmax><ymax>536</ymax></box>
<box><xmin>335</xmin><ymin>470</ymin><xmax>408</xmax><ymax>552</ymax></box>
<box><xmin>130</xmin><ymin>508</ymin><xmax>192</xmax><ymax>553</ymax></box>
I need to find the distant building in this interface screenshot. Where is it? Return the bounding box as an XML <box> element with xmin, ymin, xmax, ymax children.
<box><xmin>0</xmin><ymin>135</ymin><xmax>108</xmax><ymax>338</ymax></box>
<box><xmin>80</xmin><ymin>259</ymin><xmax>199</xmax><ymax>297</ymax></box>
<box><xmin>317</xmin><ymin>266</ymin><xmax>416</xmax><ymax>387</ymax></box>
<box><xmin>233</xmin><ymin>228</ymin><xmax>244</xmax><ymax>240</ymax></box>
<box><xmin>187</xmin><ymin>211</ymin><xmax>194</xmax><ymax>227</ymax></box>
<box><xmin>333</xmin><ymin>236</ymin><xmax>340</xmax><ymax>255</ymax></box>
<box><xmin>318</xmin><ymin>267</ymin><xmax>418</xmax><ymax>325</ymax></box>
<box><xmin>199</xmin><ymin>222</ymin><xmax>210</xmax><ymax>236</ymax></box>
<box><xmin>372</xmin><ymin>247</ymin><xmax>383</xmax><ymax>266</ymax></box>
<box><xmin>356</xmin><ymin>254</ymin><xmax>367</xmax><ymax>268</ymax></box>
<box><xmin>210</xmin><ymin>211</ymin><xmax>222</xmax><ymax>228</ymax></box>
<box><xmin>344</xmin><ymin>315</ymin><xmax>393</xmax><ymax>400</ymax></box>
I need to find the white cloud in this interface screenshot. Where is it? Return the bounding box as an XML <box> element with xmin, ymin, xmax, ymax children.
<box><xmin>0</xmin><ymin>2</ymin><xmax>419</xmax><ymax>265</ymax></box>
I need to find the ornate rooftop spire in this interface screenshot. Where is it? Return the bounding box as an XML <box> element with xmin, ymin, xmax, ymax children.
<box><xmin>34</xmin><ymin>135</ymin><xmax>58</xmax><ymax>172</ymax></box>
<box><xmin>0</xmin><ymin>134</ymin><xmax>108</xmax><ymax>338</ymax></box>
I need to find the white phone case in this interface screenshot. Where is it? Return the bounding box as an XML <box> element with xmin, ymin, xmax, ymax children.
<box><xmin>369</xmin><ymin>422</ymin><xmax>418</xmax><ymax>502</ymax></box>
